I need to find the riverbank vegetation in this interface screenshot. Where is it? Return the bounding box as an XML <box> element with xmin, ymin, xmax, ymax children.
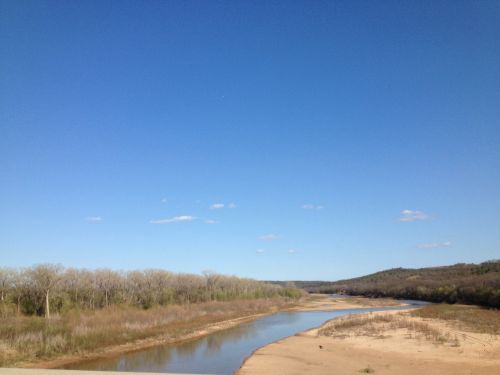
<box><xmin>0</xmin><ymin>264</ymin><xmax>302</xmax><ymax>366</ymax></box>
<box><xmin>0</xmin><ymin>264</ymin><xmax>301</xmax><ymax>318</ymax></box>
<box><xmin>287</xmin><ymin>261</ymin><xmax>500</xmax><ymax>307</ymax></box>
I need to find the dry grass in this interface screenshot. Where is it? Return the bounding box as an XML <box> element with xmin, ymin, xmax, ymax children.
<box><xmin>318</xmin><ymin>312</ymin><xmax>458</xmax><ymax>345</ymax></box>
<box><xmin>344</xmin><ymin>297</ymin><xmax>402</xmax><ymax>307</ymax></box>
<box><xmin>410</xmin><ymin>304</ymin><xmax>500</xmax><ymax>335</ymax></box>
<box><xmin>0</xmin><ymin>298</ymin><xmax>293</xmax><ymax>367</ymax></box>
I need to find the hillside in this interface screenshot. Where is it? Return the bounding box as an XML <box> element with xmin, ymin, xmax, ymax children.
<box><xmin>277</xmin><ymin>261</ymin><xmax>500</xmax><ymax>308</ymax></box>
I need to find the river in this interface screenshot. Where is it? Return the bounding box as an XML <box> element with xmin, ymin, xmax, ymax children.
<box><xmin>62</xmin><ymin>299</ymin><xmax>426</xmax><ymax>374</ymax></box>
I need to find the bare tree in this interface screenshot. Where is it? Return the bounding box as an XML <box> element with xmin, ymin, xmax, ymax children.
<box><xmin>203</xmin><ymin>270</ymin><xmax>221</xmax><ymax>301</ymax></box>
<box><xmin>0</xmin><ymin>267</ymin><xmax>14</xmax><ymax>302</ymax></box>
<box><xmin>10</xmin><ymin>269</ymin><xmax>28</xmax><ymax>314</ymax></box>
<box><xmin>29</xmin><ymin>264</ymin><xmax>62</xmax><ymax>318</ymax></box>
<box><xmin>95</xmin><ymin>269</ymin><xmax>121</xmax><ymax>307</ymax></box>
<box><xmin>62</xmin><ymin>267</ymin><xmax>83</xmax><ymax>306</ymax></box>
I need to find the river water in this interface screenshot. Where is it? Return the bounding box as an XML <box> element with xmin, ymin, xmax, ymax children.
<box><xmin>62</xmin><ymin>299</ymin><xmax>425</xmax><ymax>374</ymax></box>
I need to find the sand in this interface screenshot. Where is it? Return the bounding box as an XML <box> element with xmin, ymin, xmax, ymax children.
<box><xmin>237</xmin><ymin>308</ymin><xmax>500</xmax><ymax>375</ymax></box>
<box><xmin>288</xmin><ymin>294</ymin><xmax>406</xmax><ymax>311</ymax></box>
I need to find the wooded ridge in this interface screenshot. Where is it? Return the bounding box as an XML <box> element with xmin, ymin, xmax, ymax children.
<box><xmin>272</xmin><ymin>261</ymin><xmax>500</xmax><ymax>307</ymax></box>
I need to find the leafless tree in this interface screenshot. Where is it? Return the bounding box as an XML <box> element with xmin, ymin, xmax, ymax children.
<box><xmin>0</xmin><ymin>267</ymin><xmax>14</xmax><ymax>302</ymax></box>
<box><xmin>28</xmin><ymin>264</ymin><xmax>62</xmax><ymax>318</ymax></box>
<box><xmin>10</xmin><ymin>269</ymin><xmax>28</xmax><ymax>314</ymax></box>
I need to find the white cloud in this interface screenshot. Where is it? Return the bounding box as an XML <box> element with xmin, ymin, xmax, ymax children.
<box><xmin>258</xmin><ymin>234</ymin><xmax>280</xmax><ymax>241</ymax></box>
<box><xmin>256</xmin><ymin>249</ymin><xmax>265</xmax><ymax>254</ymax></box>
<box><xmin>209</xmin><ymin>203</ymin><xmax>225</xmax><ymax>210</ymax></box>
<box><xmin>205</xmin><ymin>219</ymin><xmax>218</xmax><ymax>224</ymax></box>
<box><xmin>288</xmin><ymin>249</ymin><xmax>297</xmax><ymax>254</ymax></box>
<box><xmin>85</xmin><ymin>216</ymin><xmax>103</xmax><ymax>222</ymax></box>
<box><xmin>302</xmin><ymin>204</ymin><xmax>324</xmax><ymax>210</ymax></box>
<box><xmin>399</xmin><ymin>209</ymin><xmax>430</xmax><ymax>222</ymax></box>
<box><xmin>150</xmin><ymin>215</ymin><xmax>195</xmax><ymax>224</ymax></box>
<box><xmin>417</xmin><ymin>241</ymin><xmax>451</xmax><ymax>249</ymax></box>
<box><xmin>209</xmin><ymin>202</ymin><xmax>236</xmax><ymax>209</ymax></box>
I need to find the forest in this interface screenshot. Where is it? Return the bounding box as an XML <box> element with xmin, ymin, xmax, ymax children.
<box><xmin>280</xmin><ymin>261</ymin><xmax>500</xmax><ymax>308</ymax></box>
<box><xmin>0</xmin><ymin>264</ymin><xmax>301</xmax><ymax>318</ymax></box>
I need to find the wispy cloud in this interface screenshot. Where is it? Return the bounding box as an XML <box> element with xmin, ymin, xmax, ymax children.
<box><xmin>209</xmin><ymin>203</ymin><xmax>225</xmax><ymax>210</ymax></box>
<box><xmin>209</xmin><ymin>202</ymin><xmax>237</xmax><ymax>209</ymax></box>
<box><xmin>258</xmin><ymin>234</ymin><xmax>280</xmax><ymax>241</ymax></box>
<box><xmin>417</xmin><ymin>241</ymin><xmax>451</xmax><ymax>249</ymax></box>
<box><xmin>150</xmin><ymin>215</ymin><xmax>195</xmax><ymax>224</ymax></box>
<box><xmin>256</xmin><ymin>249</ymin><xmax>265</xmax><ymax>254</ymax></box>
<box><xmin>85</xmin><ymin>216</ymin><xmax>103</xmax><ymax>222</ymax></box>
<box><xmin>205</xmin><ymin>219</ymin><xmax>218</xmax><ymax>224</ymax></box>
<box><xmin>302</xmin><ymin>204</ymin><xmax>324</xmax><ymax>210</ymax></box>
<box><xmin>288</xmin><ymin>249</ymin><xmax>297</xmax><ymax>254</ymax></box>
<box><xmin>399</xmin><ymin>209</ymin><xmax>430</xmax><ymax>222</ymax></box>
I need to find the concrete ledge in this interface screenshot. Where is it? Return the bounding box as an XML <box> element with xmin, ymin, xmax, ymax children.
<box><xmin>0</xmin><ymin>369</ymin><xmax>205</xmax><ymax>375</ymax></box>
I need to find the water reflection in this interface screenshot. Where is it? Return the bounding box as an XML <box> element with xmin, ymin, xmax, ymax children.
<box><xmin>64</xmin><ymin>303</ymin><xmax>422</xmax><ymax>374</ymax></box>
<box><xmin>203</xmin><ymin>324</ymin><xmax>257</xmax><ymax>355</ymax></box>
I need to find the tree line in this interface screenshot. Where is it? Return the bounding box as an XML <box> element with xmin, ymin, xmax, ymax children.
<box><xmin>0</xmin><ymin>264</ymin><xmax>301</xmax><ymax>318</ymax></box>
<box><xmin>280</xmin><ymin>261</ymin><xmax>500</xmax><ymax>308</ymax></box>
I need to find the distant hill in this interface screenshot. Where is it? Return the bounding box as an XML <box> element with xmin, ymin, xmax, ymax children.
<box><xmin>273</xmin><ymin>261</ymin><xmax>500</xmax><ymax>308</ymax></box>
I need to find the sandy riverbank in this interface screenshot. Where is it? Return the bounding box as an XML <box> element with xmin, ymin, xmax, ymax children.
<box><xmin>238</xmin><ymin>305</ymin><xmax>500</xmax><ymax>375</ymax></box>
<box><xmin>288</xmin><ymin>294</ymin><xmax>406</xmax><ymax>311</ymax></box>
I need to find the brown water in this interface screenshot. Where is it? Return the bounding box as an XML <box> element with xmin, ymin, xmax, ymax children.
<box><xmin>62</xmin><ymin>300</ymin><xmax>425</xmax><ymax>374</ymax></box>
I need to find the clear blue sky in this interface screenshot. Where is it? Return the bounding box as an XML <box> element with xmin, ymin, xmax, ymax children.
<box><xmin>1</xmin><ymin>0</ymin><xmax>499</xmax><ymax>280</ymax></box>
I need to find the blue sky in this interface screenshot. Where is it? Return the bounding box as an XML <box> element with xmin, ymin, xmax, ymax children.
<box><xmin>1</xmin><ymin>0</ymin><xmax>499</xmax><ymax>280</ymax></box>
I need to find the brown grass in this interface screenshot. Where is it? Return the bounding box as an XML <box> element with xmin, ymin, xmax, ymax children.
<box><xmin>410</xmin><ymin>303</ymin><xmax>500</xmax><ymax>335</ymax></box>
<box><xmin>344</xmin><ymin>297</ymin><xmax>402</xmax><ymax>307</ymax></box>
<box><xmin>0</xmin><ymin>298</ymin><xmax>294</xmax><ymax>367</ymax></box>
<box><xmin>318</xmin><ymin>312</ymin><xmax>457</xmax><ymax>344</ymax></box>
